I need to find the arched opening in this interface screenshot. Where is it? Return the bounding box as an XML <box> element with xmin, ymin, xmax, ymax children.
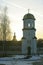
<box><xmin>28</xmin><ymin>23</ymin><xmax>30</xmax><ymax>27</ymax></box>
<box><xmin>27</xmin><ymin>46</ymin><xmax>31</xmax><ymax>56</ymax></box>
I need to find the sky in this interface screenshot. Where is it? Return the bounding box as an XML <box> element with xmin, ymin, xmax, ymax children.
<box><xmin>0</xmin><ymin>0</ymin><xmax>43</xmax><ymax>40</ymax></box>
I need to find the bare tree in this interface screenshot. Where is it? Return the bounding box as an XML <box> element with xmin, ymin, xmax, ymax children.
<box><xmin>0</xmin><ymin>6</ymin><xmax>11</xmax><ymax>41</ymax></box>
<box><xmin>0</xmin><ymin>6</ymin><xmax>12</xmax><ymax>56</ymax></box>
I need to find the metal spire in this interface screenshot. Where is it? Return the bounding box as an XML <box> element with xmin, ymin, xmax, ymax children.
<box><xmin>28</xmin><ymin>9</ymin><xmax>29</xmax><ymax>13</ymax></box>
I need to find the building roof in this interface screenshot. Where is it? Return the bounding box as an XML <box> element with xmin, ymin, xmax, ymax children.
<box><xmin>23</xmin><ymin>13</ymin><xmax>35</xmax><ymax>20</ymax></box>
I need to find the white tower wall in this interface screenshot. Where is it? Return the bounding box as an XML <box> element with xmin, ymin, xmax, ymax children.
<box><xmin>23</xmin><ymin>30</ymin><xmax>35</xmax><ymax>39</ymax></box>
<box><xmin>22</xmin><ymin>39</ymin><xmax>27</xmax><ymax>54</ymax></box>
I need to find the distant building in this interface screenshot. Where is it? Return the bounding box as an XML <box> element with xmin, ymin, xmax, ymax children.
<box><xmin>13</xmin><ymin>33</ymin><xmax>17</xmax><ymax>41</ymax></box>
<box><xmin>22</xmin><ymin>12</ymin><xmax>37</xmax><ymax>55</ymax></box>
<box><xmin>0</xmin><ymin>41</ymin><xmax>22</xmax><ymax>56</ymax></box>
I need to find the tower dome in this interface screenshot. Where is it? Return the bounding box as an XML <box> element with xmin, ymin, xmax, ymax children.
<box><xmin>23</xmin><ymin>13</ymin><xmax>35</xmax><ymax>20</ymax></box>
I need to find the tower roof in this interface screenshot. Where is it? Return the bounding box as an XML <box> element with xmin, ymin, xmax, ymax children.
<box><xmin>23</xmin><ymin>13</ymin><xmax>35</xmax><ymax>20</ymax></box>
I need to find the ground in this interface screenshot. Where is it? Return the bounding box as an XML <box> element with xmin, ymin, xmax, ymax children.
<box><xmin>0</xmin><ymin>55</ymin><xmax>43</xmax><ymax>65</ymax></box>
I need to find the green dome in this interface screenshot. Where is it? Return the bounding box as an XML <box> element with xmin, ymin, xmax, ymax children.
<box><xmin>23</xmin><ymin>13</ymin><xmax>35</xmax><ymax>20</ymax></box>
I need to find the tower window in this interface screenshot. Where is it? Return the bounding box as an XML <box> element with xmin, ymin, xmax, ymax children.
<box><xmin>28</xmin><ymin>23</ymin><xmax>30</xmax><ymax>27</ymax></box>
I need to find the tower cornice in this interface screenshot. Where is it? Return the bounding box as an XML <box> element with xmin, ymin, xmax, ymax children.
<box><xmin>22</xmin><ymin>28</ymin><xmax>36</xmax><ymax>31</ymax></box>
<box><xmin>33</xmin><ymin>36</ymin><xmax>37</xmax><ymax>39</ymax></box>
<box><xmin>22</xmin><ymin>37</ymin><xmax>26</xmax><ymax>39</ymax></box>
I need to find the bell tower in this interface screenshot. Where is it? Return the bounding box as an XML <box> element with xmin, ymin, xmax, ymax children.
<box><xmin>22</xmin><ymin>12</ymin><xmax>37</xmax><ymax>55</ymax></box>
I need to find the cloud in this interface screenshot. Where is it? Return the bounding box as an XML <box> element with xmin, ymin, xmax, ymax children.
<box><xmin>3</xmin><ymin>0</ymin><xmax>26</xmax><ymax>10</ymax></box>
